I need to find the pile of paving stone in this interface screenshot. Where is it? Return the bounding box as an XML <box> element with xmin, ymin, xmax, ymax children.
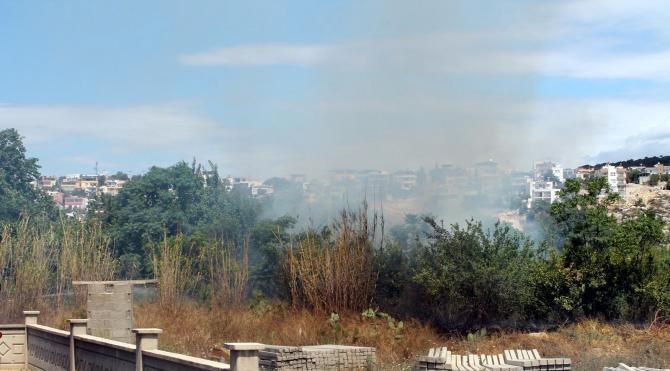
<box><xmin>259</xmin><ymin>344</ymin><xmax>376</xmax><ymax>370</ymax></box>
<box><xmin>415</xmin><ymin>347</ymin><xmax>570</xmax><ymax>371</ymax></box>
<box><xmin>603</xmin><ymin>364</ymin><xmax>669</xmax><ymax>371</ymax></box>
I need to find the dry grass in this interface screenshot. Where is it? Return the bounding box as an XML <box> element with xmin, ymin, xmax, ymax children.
<box><xmin>203</xmin><ymin>239</ymin><xmax>249</xmax><ymax>307</ymax></box>
<box><xmin>284</xmin><ymin>206</ymin><xmax>377</xmax><ymax>313</ymax></box>
<box><xmin>151</xmin><ymin>234</ymin><xmax>202</xmax><ymax>311</ymax></box>
<box><xmin>134</xmin><ymin>300</ymin><xmax>441</xmax><ymax>367</ymax></box>
<box><xmin>0</xmin><ymin>218</ymin><xmax>115</xmax><ymax>321</ymax></box>
<box><xmin>133</xmin><ymin>302</ymin><xmax>670</xmax><ymax>371</ymax></box>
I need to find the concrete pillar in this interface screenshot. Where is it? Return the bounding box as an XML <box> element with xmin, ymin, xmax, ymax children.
<box><xmin>68</xmin><ymin>319</ymin><xmax>88</xmax><ymax>371</ymax></box>
<box><xmin>132</xmin><ymin>328</ymin><xmax>162</xmax><ymax>371</ymax></box>
<box><xmin>23</xmin><ymin>310</ymin><xmax>39</xmax><ymax>325</ymax></box>
<box><xmin>23</xmin><ymin>311</ymin><xmax>39</xmax><ymax>369</ymax></box>
<box><xmin>224</xmin><ymin>343</ymin><xmax>264</xmax><ymax>371</ymax></box>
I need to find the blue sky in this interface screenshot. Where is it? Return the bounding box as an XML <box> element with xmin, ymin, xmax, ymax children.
<box><xmin>2</xmin><ymin>0</ymin><xmax>670</xmax><ymax>177</ymax></box>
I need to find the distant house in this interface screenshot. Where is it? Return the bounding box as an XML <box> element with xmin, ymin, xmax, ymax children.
<box><xmin>39</xmin><ymin>176</ymin><xmax>57</xmax><ymax>188</ymax></box>
<box><xmin>100</xmin><ymin>180</ymin><xmax>125</xmax><ymax>196</ymax></box>
<box><xmin>63</xmin><ymin>196</ymin><xmax>88</xmax><ymax>210</ymax></box>
<box><xmin>576</xmin><ymin>167</ymin><xmax>595</xmax><ymax>180</ymax></box>
<box><xmin>60</xmin><ymin>180</ymin><xmax>79</xmax><ymax>192</ymax></box>
<box><xmin>48</xmin><ymin>191</ymin><xmax>65</xmax><ymax>207</ymax></box>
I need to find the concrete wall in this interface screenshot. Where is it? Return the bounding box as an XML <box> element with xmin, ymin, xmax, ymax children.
<box><xmin>13</xmin><ymin>312</ymin><xmax>244</xmax><ymax>371</ymax></box>
<box><xmin>26</xmin><ymin>325</ymin><xmax>69</xmax><ymax>371</ymax></box>
<box><xmin>0</xmin><ymin>325</ymin><xmax>26</xmax><ymax>369</ymax></box>
<box><xmin>74</xmin><ymin>335</ymin><xmax>135</xmax><ymax>371</ymax></box>
<box><xmin>87</xmin><ymin>283</ymin><xmax>133</xmax><ymax>343</ymax></box>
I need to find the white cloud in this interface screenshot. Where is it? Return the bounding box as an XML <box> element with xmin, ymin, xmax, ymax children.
<box><xmin>0</xmin><ymin>103</ymin><xmax>284</xmax><ymax>174</ymax></box>
<box><xmin>177</xmin><ymin>0</ymin><xmax>670</xmax><ymax>83</ymax></box>
<box><xmin>0</xmin><ymin>103</ymin><xmax>236</xmax><ymax>150</ymax></box>
<box><xmin>179</xmin><ymin>43</ymin><xmax>332</xmax><ymax>66</ymax></box>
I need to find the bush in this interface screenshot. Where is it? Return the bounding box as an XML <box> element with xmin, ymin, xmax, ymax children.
<box><xmin>410</xmin><ymin>219</ymin><xmax>540</xmax><ymax>330</ymax></box>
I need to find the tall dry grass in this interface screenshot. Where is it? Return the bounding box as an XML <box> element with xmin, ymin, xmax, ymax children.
<box><xmin>57</xmin><ymin>218</ymin><xmax>116</xmax><ymax>306</ymax></box>
<box><xmin>151</xmin><ymin>234</ymin><xmax>201</xmax><ymax>310</ymax></box>
<box><xmin>204</xmin><ymin>239</ymin><xmax>249</xmax><ymax>307</ymax></box>
<box><xmin>152</xmin><ymin>233</ymin><xmax>250</xmax><ymax>310</ymax></box>
<box><xmin>0</xmin><ymin>217</ymin><xmax>116</xmax><ymax>321</ymax></box>
<box><xmin>283</xmin><ymin>206</ymin><xmax>378</xmax><ymax>313</ymax></box>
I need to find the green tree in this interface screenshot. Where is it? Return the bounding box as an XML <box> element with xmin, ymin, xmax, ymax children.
<box><xmin>0</xmin><ymin>129</ymin><xmax>54</xmax><ymax>220</ymax></box>
<box><xmin>536</xmin><ymin>177</ymin><xmax>668</xmax><ymax>320</ymax></box>
<box><xmin>97</xmin><ymin>161</ymin><xmax>261</xmax><ymax>274</ymax></box>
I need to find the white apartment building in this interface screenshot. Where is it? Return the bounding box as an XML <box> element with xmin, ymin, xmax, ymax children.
<box><xmin>527</xmin><ymin>180</ymin><xmax>560</xmax><ymax>208</ymax></box>
<box><xmin>601</xmin><ymin>164</ymin><xmax>624</xmax><ymax>194</ymax></box>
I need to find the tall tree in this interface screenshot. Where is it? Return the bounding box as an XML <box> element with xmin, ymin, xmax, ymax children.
<box><xmin>0</xmin><ymin>128</ymin><xmax>54</xmax><ymax>220</ymax></box>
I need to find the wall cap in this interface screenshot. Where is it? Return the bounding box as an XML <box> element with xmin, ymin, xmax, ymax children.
<box><xmin>224</xmin><ymin>343</ymin><xmax>264</xmax><ymax>351</ymax></box>
<box><xmin>132</xmin><ymin>328</ymin><xmax>163</xmax><ymax>334</ymax></box>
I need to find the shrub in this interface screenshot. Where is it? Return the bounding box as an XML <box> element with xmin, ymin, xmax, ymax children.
<box><xmin>411</xmin><ymin>219</ymin><xmax>540</xmax><ymax>330</ymax></box>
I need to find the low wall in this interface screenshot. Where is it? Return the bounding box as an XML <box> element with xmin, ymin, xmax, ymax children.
<box><xmin>74</xmin><ymin>335</ymin><xmax>135</xmax><ymax>371</ymax></box>
<box><xmin>144</xmin><ymin>350</ymin><xmax>230</xmax><ymax>371</ymax></box>
<box><xmin>6</xmin><ymin>311</ymin><xmax>377</xmax><ymax>371</ymax></box>
<box><xmin>13</xmin><ymin>311</ymin><xmax>241</xmax><ymax>371</ymax></box>
<box><xmin>26</xmin><ymin>324</ymin><xmax>69</xmax><ymax>371</ymax></box>
<box><xmin>0</xmin><ymin>324</ymin><xmax>26</xmax><ymax>369</ymax></box>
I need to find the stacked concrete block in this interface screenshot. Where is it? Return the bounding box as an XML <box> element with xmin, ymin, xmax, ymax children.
<box><xmin>86</xmin><ymin>283</ymin><xmax>133</xmax><ymax>343</ymax></box>
<box><xmin>504</xmin><ymin>349</ymin><xmax>571</xmax><ymax>371</ymax></box>
<box><xmin>414</xmin><ymin>347</ymin><xmax>537</xmax><ymax>371</ymax></box>
<box><xmin>259</xmin><ymin>344</ymin><xmax>376</xmax><ymax>370</ymax></box>
<box><xmin>603</xmin><ymin>364</ymin><xmax>669</xmax><ymax>371</ymax></box>
<box><xmin>415</xmin><ymin>347</ymin><xmax>449</xmax><ymax>370</ymax></box>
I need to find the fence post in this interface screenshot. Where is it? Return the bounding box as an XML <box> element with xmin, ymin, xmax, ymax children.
<box><xmin>132</xmin><ymin>328</ymin><xmax>162</xmax><ymax>371</ymax></box>
<box><xmin>23</xmin><ymin>310</ymin><xmax>39</xmax><ymax>325</ymax></box>
<box><xmin>68</xmin><ymin>319</ymin><xmax>88</xmax><ymax>371</ymax></box>
<box><xmin>224</xmin><ymin>343</ymin><xmax>264</xmax><ymax>371</ymax></box>
<box><xmin>23</xmin><ymin>310</ymin><xmax>40</xmax><ymax>369</ymax></box>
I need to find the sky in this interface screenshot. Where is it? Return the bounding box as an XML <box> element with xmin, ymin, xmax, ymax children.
<box><xmin>2</xmin><ymin>0</ymin><xmax>670</xmax><ymax>178</ymax></box>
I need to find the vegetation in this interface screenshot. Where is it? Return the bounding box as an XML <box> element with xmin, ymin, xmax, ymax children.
<box><xmin>283</xmin><ymin>206</ymin><xmax>377</xmax><ymax>313</ymax></box>
<box><xmin>589</xmin><ymin>155</ymin><xmax>670</xmax><ymax>169</ymax></box>
<box><xmin>1</xmin><ymin>128</ymin><xmax>670</xmax><ymax>368</ymax></box>
<box><xmin>0</xmin><ymin>129</ymin><xmax>54</xmax><ymax>221</ymax></box>
<box><xmin>0</xmin><ymin>217</ymin><xmax>115</xmax><ymax>320</ymax></box>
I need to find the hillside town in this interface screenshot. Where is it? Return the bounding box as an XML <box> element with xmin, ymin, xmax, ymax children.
<box><xmin>36</xmin><ymin>159</ymin><xmax>670</xmax><ymax>222</ymax></box>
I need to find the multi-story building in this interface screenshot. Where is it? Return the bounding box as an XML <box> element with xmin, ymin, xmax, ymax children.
<box><xmin>599</xmin><ymin>165</ymin><xmax>626</xmax><ymax>195</ymax></box>
<box><xmin>527</xmin><ymin>180</ymin><xmax>559</xmax><ymax>208</ymax></box>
